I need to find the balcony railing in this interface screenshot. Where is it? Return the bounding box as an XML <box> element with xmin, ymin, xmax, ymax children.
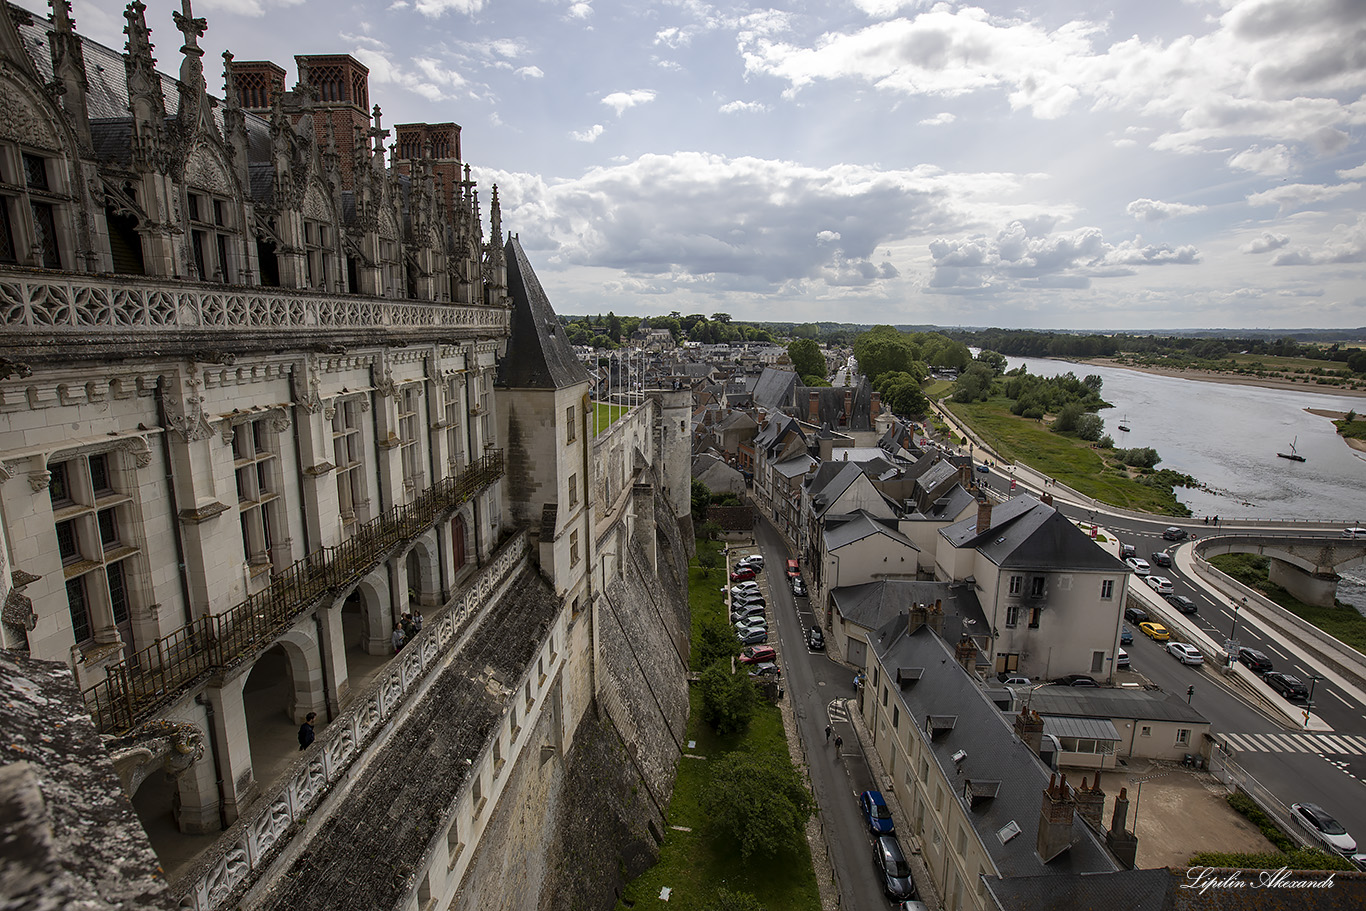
<box><xmin>0</xmin><ymin>270</ymin><xmax>510</xmax><ymax>337</ymax></box>
<box><xmin>82</xmin><ymin>452</ymin><xmax>504</xmax><ymax>734</ymax></box>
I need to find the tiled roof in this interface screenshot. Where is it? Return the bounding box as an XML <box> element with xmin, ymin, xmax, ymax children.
<box><xmin>496</xmin><ymin>236</ymin><xmax>590</xmax><ymax>389</ymax></box>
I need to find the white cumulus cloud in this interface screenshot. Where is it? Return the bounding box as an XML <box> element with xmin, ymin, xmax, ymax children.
<box><xmin>602</xmin><ymin>90</ymin><xmax>657</xmax><ymax>116</ymax></box>
<box><xmin>570</xmin><ymin>124</ymin><xmax>605</xmax><ymax>142</ymax></box>
<box><xmin>1247</xmin><ymin>182</ymin><xmax>1362</xmax><ymax>212</ymax></box>
<box><xmin>1242</xmin><ymin>232</ymin><xmax>1291</xmax><ymax>254</ymax></box>
<box><xmin>1227</xmin><ymin>145</ymin><xmax>1294</xmax><ymax>176</ymax></box>
<box><xmin>1273</xmin><ymin>214</ymin><xmax>1366</xmax><ymax>265</ymax></box>
<box><xmin>719</xmin><ymin>100</ymin><xmax>769</xmax><ymax>114</ymax></box>
<box><xmin>1126</xmin><ymin>198</ymin><xmax>1206</xmax><ymax>221</ymax></box>
<box><xmin>919</xmin><ymin>112</ymin><xmax>956</xmax><ymax>126</ymax></box>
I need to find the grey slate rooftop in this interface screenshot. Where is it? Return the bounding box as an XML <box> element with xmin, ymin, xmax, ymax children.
<box><xmin>870</xmin><ymin>618</ymin><xmax>1120</xmax><ymax>880</ymax></box>
<box><xmin>1025</xmin><ymin>687</ymin><xmax>1209</xmax><ymax>725</ymax></box>
<box><xmin>942</xmin><ymin>495</ymin><xmax>1129</xmax><ymax>573</ymax></box>
<box><xmin>497</xmin><ymin>236</ymin><xmax>591</xmax><ymax>389</ymax></box>
<box><xmin>835</xmin><ymin>579</ymin><xmax>983</xmax><ymax>643</ymax></box>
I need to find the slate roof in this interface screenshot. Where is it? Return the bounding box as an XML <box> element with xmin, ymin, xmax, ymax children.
<box><xmin>985</xmin><ymin>868</ymin><xmax>1170</xmax><ymax>911</ymax></box>
<box><xmin>797</xmin><ymin>377</ymin><xmax>875</xmax><ymax>431</ymax></box>
<box><xmin>941</xmin><ymin>495</ymin><xmax>1129</xmax><ymax>573</ymax></box>
<box><xmin>823</xmin><ymin>509</ymin><xmax>916</xmax><ymax>552</ymax></box>
<box><xmin>773</xmin><ymin>454</ymin><xmax>816</xmax><ymax>479</ymax></box>
<box><xmin>834</xmin><ymin>580</ymin><xmax>983</xmax><ymax>642</ymax></box>
<box><xmin>1025</xmin><ymin>687</ymin><xmax>1209</xmax><ymax>725</ymax></box>
<box><xmin>869</xmin><ymin>620</ymin><xmax>1120</xmax><ymax>880</ymax></box>
<box><xmin>496</xmin><ymin>236</ymin><xmax>590</xmax><ymax>389</ymax></box>
<box><xmin>752</xmin><ymin>366</ymin><xmax>799</xmax><ymax>409</ymax></box>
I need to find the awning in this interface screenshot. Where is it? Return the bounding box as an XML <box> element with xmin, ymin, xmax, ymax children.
<box><xmin>1042</xmin><ymin>716</ymin><xmax>1121</xmax><ymax>742</ymax></box>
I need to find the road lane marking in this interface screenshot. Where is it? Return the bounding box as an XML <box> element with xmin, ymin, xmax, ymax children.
<box><xmin>1322</xmin><ymin>689</ymin><xmax>1353</xmax><ymax>708</ymax></box>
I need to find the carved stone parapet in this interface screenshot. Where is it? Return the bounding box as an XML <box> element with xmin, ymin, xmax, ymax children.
<box><xmin>179</xmin><ymin>501</ymin><xmax>229</xmax><ymax>524</ymax></box>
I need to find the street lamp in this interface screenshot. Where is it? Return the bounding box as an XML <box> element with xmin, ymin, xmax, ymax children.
<box><xmin>1129</xmin><ymin>771</ymin><xmax>1169</xmax><ymax>834</ymax></box>
<box><xmin>1304</xmin><ymin>673</ymin><xmax>1325</xmax><ymax>728</ymax></box>
<box><xmin>1226</xmin><ymin>597</ymin><xmax>1246</xmax><ymax>667</ymax></box>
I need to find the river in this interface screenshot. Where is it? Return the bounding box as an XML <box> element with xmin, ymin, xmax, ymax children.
<box><xmin>1004</xmin><ymin>356</ymin><xmax>1366</xmax><ymax>609</ymax></box>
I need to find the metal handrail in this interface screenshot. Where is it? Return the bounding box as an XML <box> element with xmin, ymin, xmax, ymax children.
<box><xmin>82</xmin><ymin>452</ymin><xmax>504</xmax><ymax>734</ymax></box>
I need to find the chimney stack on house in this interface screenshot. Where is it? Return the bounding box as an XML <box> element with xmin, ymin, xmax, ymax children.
<box><xmin>954</xmin><ymin>634</ymin><xmax>976</xmax><ymax>669</ymax></box>
<box><xmin>871</xmin><ymin>391</ymin><xmax>881</xmax><ymax>417</ymax></box>
<box><xmin>1106</xmin><ymin>787</ymin><xmax>1139</xmax><ymax>869</ymax></box>
<box><xmin>809</xmin><ymin>391</ymin><xmax>820</xmax><ymax>423</ymax></box>
<box><xmin>928</xmin><ymin>599</ymin><xmax>945</xmax><ymax>636</ymax></box>
<box><xmin>976</xmin><ymin>497</ymin><xmax>993</xmax><ymax>535</ymax></box>
<box><xmin>1074</xmin><ymin>773</ymin><xmax>1106</xmax><ymax>831</ymax></box>
<box><xmin>1014</xmin><ymin>707</ymin><xmax>1044</xmax><ymax>755</ymax></box>
<box><xmin>1041</xmin><ymin>492</ymin><xmax>1054</xmax><ymax>507</ymax></box>
<box><xmin>907</xmin><ymin>602</ymin><xmax>929</xmax><ymax>635</ymax></box>
<box><xmin>1036</xmin><ymin>772</ymin><xmax>1076</xmax><ymax>863</ymax></box>
<box><xmin>843</xmin><ymin>388</ymin><xmax>854</xmax><ymax>424</ymax></box>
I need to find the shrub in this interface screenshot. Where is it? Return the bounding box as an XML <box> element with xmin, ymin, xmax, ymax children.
<box><xmin>699</xmin><ymin>660</ymin><xmax>756</xmax><ymax>735</ymax></box>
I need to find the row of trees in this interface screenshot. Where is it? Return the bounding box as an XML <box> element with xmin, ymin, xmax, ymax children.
<box><xmin>562</xmin><ymin>311</ymin><xmax>779</xmax><ymax>349</ymax></box>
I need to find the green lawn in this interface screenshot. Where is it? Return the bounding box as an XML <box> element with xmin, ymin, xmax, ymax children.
<box><xmin>619</xmin><ymin>540</ymin><xmax>822</xmax><ymax>911</ymax></box>
<box><xmin>947</xmin><ymin>397</ymin><xmax>1189</xmax><ymax>515</ymax></box>
<box><xmin>592</xmin><ymin>401</ymin><xmax>632</xmax><ymax>436</ymax></box>
<box><xmin>1209</xmin><ymin>554</ymin><xmax>1366</xmax><ymax>651</ymax></box>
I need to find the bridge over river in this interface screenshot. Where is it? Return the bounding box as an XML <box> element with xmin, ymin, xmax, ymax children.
<box><xmin>1194</xmin><ymin>533</ymin><xmax>1366</xmax><ymax>606</ymax></box>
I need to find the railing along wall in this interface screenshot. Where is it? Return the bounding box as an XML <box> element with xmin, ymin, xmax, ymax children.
<box><xmin>82</xmin><ymin>452</ymin><xmax>505</xmax><ymax>735</ymax></box>
<box><xmin>0</xmin><ymin>271</ymin><xmax>510</xmax><ymax>336</ymax></box>
<box><xmin>182</xmin><ymin>532</ymin><xmax>531</xmax><ymax>911</ymax></box>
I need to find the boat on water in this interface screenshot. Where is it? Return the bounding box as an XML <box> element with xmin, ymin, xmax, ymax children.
<box><xmin>1117</xmin><ymin>414</ymin><xmax>1130</xmax><ymax>432</ymax></box>
<box><xmin>1277</xmin><ymin>437</ymin><xmax>1306</xmax><ymax>462</ymax></box>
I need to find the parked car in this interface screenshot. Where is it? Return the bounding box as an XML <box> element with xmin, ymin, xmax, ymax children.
<box><xmin>730</xmin><ymin>581</ymin><xmax>760</xmax><ymax>596</ymax></box>
<box><xmin>791</xmin><ymin>577</ymin><xmax>808</xmax><ymax>596</ymax></box>
<box><xmin>731</xmin><ymin>607</ymin><xmax>767</xmax><ymax>624</ymax></box>
<box><xmin>748</xmin><ymin>661</ymin><xmax>781</xmax><ymax>679</ymax></box>
<box><xmin>1292</xmin><ymin>802</ymin><xmax>1358</xmax><ymax>855</ymax></box>
<box><xmin>1150</xmin><ymin>551</ymin><xmax>1172</xmax><ymax>568</ymax></box>
<box><xmin>976</xmin><ymin>463</ymin><xmax>990</xmax><ymax>473</ymax></box>
<box><xmin>730</xmin><ymin>596</ymin><xmax>766</xmax><ymax>612</ymax></box>
<box><xmin>1264</xmin><ymin>671</ymin><xmax>1310</xmax><ymax>701</ymax></box>
<box><xmin>1145</xmin><ymin>575</ymin><xmax>1174</xmax><ymax>595</ymax></box>
<box><xmin>1166</xmin><ymin>594</ymin><xmax>1198</xmax><ymax>614</ymax></box>
<box><xmin>1125</xmin><ymin>557</ymin><xmax>1151</xmax><ymax>576</ymax></box>
<box><xmin>872</xmin><ymin>835</ymin><xmax>916</xmax><ymax>900</ymax></box>
<box><xmin>739</xmin><ymin>645</ymin><xmax>776</xmax><ymax>664</ymax></box>
<box><xmin>739</xmin><ymin>554</ymin><xmax>764</xmax><ymax>569</ymax></box>
<box><xmin>734</xmin><ymin>615</ymin><xmax>767</xmax><ymax>631</ymax></box>
<box><xmin>737</xmin><ymin>628</ymin><xmax>768</xmax><ymax>645</ymax></box>
<box><xmin>807</xmin><ymin>626</ymin><xmax>825</xmax><ymax>650</ymax></box>
<box><xmin>1237</xmin><ymin>647</ymin><xmax>1273</xmax><ymax>674</ymax></box>
<box><xmin>1117</xmin><ymin>648</ymin><xmax>1130</xmax><ymax>669</ymax></box>
<box><xmin>1120</xmin><ymin>625</ymin><xmax>1133</xmax><ymax>645</ymax></box>
<box><xmin>730</xmin><ymin>566</ymin><xmax>756</xmax><ymax>583</ymax></box>
<box><xmin>730</xmin><ymin>588</ymin><xmax>765</xmax><ymax>603</ymax></box>
<box><xmin>1162</xmin><ymin>526</ymin><xmax>1188</xmax><ymax>541</ymax></box>
<box><xmin>859</xmin><ymin>790</ymin><xmax>897</xmax><ymax>835</ymax></box>
<box><xmin>1125</xmin><ymin>607</ymin><xmax>1149</xmax><ymax>625</ymax></box>
<box><xmin>1139</xmin><ymin>621</ymin><xmax>1170</xmax><ymax>641</ymax></box>
<box><xmin>786</xmin><ymin>558</ymin><xmax>801</xmax><ymax>579</ymax></box>
<box><xmin>1120</xmin><ymin>543</ymin><xmax>1137</xmax><ymax>560</ymax></box>
<box><xmin>1167</xmin><ymin>642</ymin><xmax>1204</xmax><ymax>665</ymax></box>
<box><xmin>1057</xmin><ymin>674</ymin><xmax>1099</xmax><ymax>687</ymax></box>
<box><xmin>1000</xmin><ymin>674</ymin><xmax>1032</xmax><ymax>686</ymax></box>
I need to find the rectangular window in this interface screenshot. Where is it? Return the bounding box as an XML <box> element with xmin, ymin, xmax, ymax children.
<box><xmin>66</xmin><ymin>577</ymin><xmax>91</xmax><ymax>643</ymax></box>
<box><xmin>0</xmin><ymin>198</ymin><xmax>15</xmax><ymax>263</ymax></box>
<box><xmin>97</xmin><ymin>508</ymin><xmax>119</xmax><ymax>547</ymax></box>
<box><xmin>881</xmin><ymin>686</ymin><xmax>888</xmax><ymax>707</ymax></box>
<box><xmin>48</xmin><ymin>461</ymin><xmax>71</xmax><ymax>504</ymax></box>
<box><xmin>1028</xmin><ymin>607</ymin><xmax>1041</xmax><ymax>629</ymax></box>
<box><xmin>1101</xmin><ymin>579</ymin><xmax>1114</xmax><ymax>599</ymax></box>
<box><xmin>566</xmin><ymin>405</ymin><xmax>576</xmax><ymax>442</ymax></box>
<box><xmin>1008</xmin><ymin>575</ymin><xmax>1022</xmax><ymax>595</ymax></box>
<box><xmin>1005</xmin><ymin>604</ymin><xmax>1019</xmax><ymax>628</ymax></box>
<box><xmin>22</xmin><ymin>153</ymin><xmax>48</xmax><ymax>190</ymax></box>
<box><xmin>107</xmin><ymin>562</ymin><xmax>129</xmax><ymax>626</ymax></box>
<box><xmin>1176</xmin><ymin>728</ymin><xmax>1190</xmax><ymax>746</ymax></box>
<box><xmin>1091</xmin><ymin>650</ymin><xmax>1104</xmax><ymax>673</ymax></box>
<box><xmin>1140</xmin><ymin>725</ymin><xmax>1151</xmax><ymax>737</ymax></box>
<box><xmin>30</xmin><ymin>201</ymin><xmax>59</xmax><ymax>267</ymax></box>
<box><xmin>568</xmin><ymin>473</ymin><xmax>578</xmax><ymax>509</ymax></box>
<box><xmin>56</xmin><ymin>521</ymin><xmax>79</xmax><ymax>564</ymax></box>
<box><xmin>892</xmin><ymin>706</ymin><xmax>899</xmax><ymax>729</ymax></box>
<box><xmin>570</xmin><ymin>530</ymin><xmax>580</xmax><ymax>566</ymax></box>
<box><xmin>1030</xmin><ymin>576</ymin><xmax>1046</xmax><ymax>597</ymax></box>
<box><xmin>89</xmin><ymin>454</ymin><xmax>111</xmax><ymax>493</ymax></box>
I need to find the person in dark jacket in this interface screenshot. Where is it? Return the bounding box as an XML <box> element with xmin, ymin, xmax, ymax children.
<box><xmin>298</xmin><ymin>712</ymin><xmax>317</xmax><ymax>751</ymax></box>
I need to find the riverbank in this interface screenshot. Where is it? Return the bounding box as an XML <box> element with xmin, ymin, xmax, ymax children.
<box><xmin>1074</xmin><ymin>358</ymin><xmax>1366</xmax><ymax>399</ymax></box>
<box><xmin>1306</xmin><ymin>408</ymin><xmax>1366</xmax><ymax>453</ymax></box>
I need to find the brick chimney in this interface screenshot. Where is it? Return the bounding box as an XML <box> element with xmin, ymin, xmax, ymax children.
<box><xmin>1074</xmin><ymin>773</ymin><xmax>1106</xmax><ymax>831</ymax></box>
<box><xmin>928</xmin><ymin>599</ymin><xmax>945</xmax><ymax>636</ymax></box>
<box><xmin>809</xmin><ymin>391</ymin><xmax>820</xmax><ymax>423</ymax></box>
<box><xmin>1014</xmin><ymin>708</ymin><xmax>1044</xmax><ymax>755</ymax></box>
<box><xmin>954</xmin><ymin>634</ymin><xmax>976</xmax><ymax>669</ymax></box>
<box><xmin>1041</xmin><ymin>492</ymin><xmax>1054</xmax><ymax>507</ymax></box>
<box><xmin>871</xmin><ymin>391</ymin><xmax>881</xmax><ymax>417</ymax></box>
<box><xmin>907</xmin><ymin>602</ymin><xmax>929</xmax><ymax>634</ymax></box>
<box><xmin>1106</xmin><ymin>787</ymin><xmax>1138</xmax><ymax>869</ymax></box>
<box><xmin>975</xmin><ymin>497</ymin><xmax>993</xmax><ymax>535</ymax></box>
<box><xmin>1036</xmin><ymin>772</ymin><xmax>1076</xmax><ymax>863</ymax></box>
<box><xmin>843</xmin><ymin>388</ymin><xmax>854</xmax><ymax>424</ymax></box>
<box><xmin>959</xmin><ymin>462</ymin><xmax>974</xmax><ymax>487</ymax></box>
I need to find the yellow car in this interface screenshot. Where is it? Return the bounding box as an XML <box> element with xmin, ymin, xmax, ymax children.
<box><xmin>1139</xmin><ymin>621</ymin><xmax>1170</xmax><ymax>641</ymax></box>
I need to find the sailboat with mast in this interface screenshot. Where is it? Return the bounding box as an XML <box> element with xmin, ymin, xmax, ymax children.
<box><xmin>1117</xmin><ymin>414</ymin><xmax>1130</xmax><ymax>432</ymax></box>
<box><xmin>1277</xmin><ymin>436</ymin><xmax>1306</xmax><ymax>462</ymax></box>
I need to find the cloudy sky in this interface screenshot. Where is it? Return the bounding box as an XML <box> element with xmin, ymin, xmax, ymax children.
<box><xmin>73</xmin><ymin>0</ymin><xmax>1366</xmax><ymax>330</ymax></box>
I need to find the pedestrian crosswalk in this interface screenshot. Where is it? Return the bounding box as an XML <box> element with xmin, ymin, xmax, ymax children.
<box><xmin>1220</xmin><ymin>731</ymin><xmax>1366</xmax><ymax>755</ymax></box>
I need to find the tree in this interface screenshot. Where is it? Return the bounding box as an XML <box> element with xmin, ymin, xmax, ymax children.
<box><xmin>701</xmin><ymin>749</ymin><xmax>814</xmax><ymax>859</ymax></box>
<box><xmin>953</xmin><ymin>364</ymin><xmax>995</xmax><ymax>402</ymax></box>
<box><xmin>788</xmin><ymin>338</ymin><xmax>825</xmax><ymax>379</ymax></box>
<box><xmin>697</xmin><ymin>547</ymin><xmax>718</xmax><ymax>574</ymax></box>
<box><xmin>697</xmin><ymin>617</ymin><xmax>740</xmax><ymax>668</ymax></box>
<box><xmin>801</xmin><ymin>374</ymin><xmax>831</xmax><ymax>387</ymax></box>
<box><xmin>606</xmin><ymin>311</ymin><xmax>622</xmax><ymax>342</ymax></box>
<box><xmin>875</xmin><ymin>370</ymin><xmax>930</xmax><ymax>418</ymax></box>
<box><xmin>692</xmin><ymin>479</ymin><xmax>711</xmax><ymax>521</ymax></box>
<box><xmin>975</xmin><ymin>349</ymin><xmax>1008</xmax><ymax>373</ymax></box>
<box><xmin>699</xmin><ymin>661</ymin><xmax>757</xmax><ymax>735</ymax></box>
<box><xmin>1053</xmin><ymin>401</ymin><xmax>1085</xmax><ymax>433</ymax></box>
<box><xmin>1075</xmin><ymin>413</ymin><xmax>1104</xmax><ymax>441</ymax></box>
<box><xmin>711</xmin><ymin>312</ymin><xmax>732</xmax><ymax>323</ymax></box>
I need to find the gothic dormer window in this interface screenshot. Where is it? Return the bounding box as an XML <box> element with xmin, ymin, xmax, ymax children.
<box><xmin>187</xmin><ymin>189</ymin><xmax>236</xmax><ymax>282</ymax></box>
<box><xmin>0</xmin><ymin>146</ymin><xmax>68</xmax><ymax>269</ymax></box>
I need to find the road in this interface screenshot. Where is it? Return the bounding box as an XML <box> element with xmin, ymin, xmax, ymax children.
<box><xmin>977</xmin><ymin>460</ymin><xmax>1366</xmax><ymax>851</ymax></box>
<box><xmin>751</xmin><ymin>518</ymin><xmax>906</xmax><ymax>911</ymax></box>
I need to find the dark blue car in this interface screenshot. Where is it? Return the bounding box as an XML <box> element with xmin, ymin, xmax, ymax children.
<box><xmin>860</xmin><ymin>790</ymin><xmax>896</xmax><ymax>835</ymax></box>
<box><xmin>1120</xmin><ymin>625</ymin><xmax>1133</xmax><ymax>645</ymax></box>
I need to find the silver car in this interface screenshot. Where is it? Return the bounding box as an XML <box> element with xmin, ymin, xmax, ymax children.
<box><xmin>1166</xmin><ymin>642</ymin><xmax>1203</xmax><ymax>665</ymax></box>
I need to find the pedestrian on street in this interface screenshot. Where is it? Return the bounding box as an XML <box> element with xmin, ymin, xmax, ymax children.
<box><xmin>825</xmin><ymin>724</ymin><xmax>832</xmax><ymax>742</ymax></box>
<box><xmin>298</xmin><ymin>712</ymin><xmax>316</xmax><ymax>751</ymax></box>
<box><xmin>834</xmin><ymin>735</ymin><xmax>843</xmax><ymax>751</ymax></box>
<box><xmin>392</xmin><ymin>625</ymin><xmax>405</xmax><ymax>653</ymax></box>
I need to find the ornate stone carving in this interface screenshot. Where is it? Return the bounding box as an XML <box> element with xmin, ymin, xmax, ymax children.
<box><xmin>115</xmin><ymin>436</ymin><xmax>154</xmax><ymax>469</ymax></box>
<box><xmin>295</xmin><ymin>355</ymin><xmax>323</xmax><ymax>414</ymax></box>
<box><xmin>184</xmin><ymin>146</ymin><xmax>231</xmax><ymax>195</ymax></box>
<box><xmin>0</xmin><ymin>80</ymin><xmax>57</xmax><ymax>149</ymax></box>
<box><xmin>104</xmin><ymin>719</ymin><xmax>206</xmax><ymax>796</ymax></box>
<box><xmin>166</xmin><ymin>366</ymin><xmax>214</xmax><ymax>443</ymax></box>
<box><xmin>26</xmin><ymin>470</ymin><xmax>50</xmax><ymax>493</ymax></box>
